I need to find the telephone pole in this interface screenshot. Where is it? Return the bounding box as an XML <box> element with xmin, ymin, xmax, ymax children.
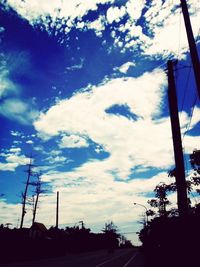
<box><xmin>167</xmin><ymin>60</ymin><xmax>188</xmax><ymax>217</ymax></box>
<box><xmin>56</xmin><ymin>191</ymin><xmax>59</xmax><ymax>228</ymax></box>
<box><xmin>180</xmin><ymin>0</ymin><xmax>200</xmax><ymax>99</ymax></box>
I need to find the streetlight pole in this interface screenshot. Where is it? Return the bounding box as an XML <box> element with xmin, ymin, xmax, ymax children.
<box><xmin>133</xmin><ymin>202</ymin><xmax>148</xmax><ymax>225</ymax></box>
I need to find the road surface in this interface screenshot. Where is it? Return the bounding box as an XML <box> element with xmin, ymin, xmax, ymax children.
<box><xmin>0</xmin><ymin>248</ymin><xmax>145</xmax><ymax>267</ymax></box>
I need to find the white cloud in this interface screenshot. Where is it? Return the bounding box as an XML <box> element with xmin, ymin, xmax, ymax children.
<box><xmin>35</xmin><ymin>69</ymin><xmax>199</xmax><ymax>181</ymax></box>
<box><xmin>115</xmin><ymin>61</ymin><xmax>136</xmax><ymax>74</ymax></box>
<box><xmin>5</xmin><ymin>154</ymin><xmax>30</xmax><ymax>165</ymax></box>
<box><xmin>16</xmin><ymin>170</ymin><xmax>174</xmax><ymax>236</ymax></box>
<box><xmin>126</xmin><ymin>0</ymin><xmax>146</xmax><ymax>21</ymax></box>
<box><xmin>0</xmin><ymin>200</ymin><xmax>21</xmax><ymax>226</ymax></box>
<box><xmin>35</xmin><ymin>69</ymin><xmax>166</xmax><ymax>132</ymax></box>
<box><xmin>9</xmin><ymin>147</ymin><xmax>21</xmax><ymax>153</ymax></box>
<box><xmin>0</xmin><ymin>98</ymin><xmax>39</xmax><ymax>125</ymax></box>
<box><xmin>0</xmin><ymin>162</ymin><xmax>18</xmax><ymax>171</ymax></box>
<box><xmin>45</xmin><ymin>155</ymin><xmax>67</xmax><ymax>164</ymax></box>
<box><xmin>142</xmin><ymin>0</ymin><xmax>200</xmax><ymax>58</ymax></box>
<box><xmin>26</xmin><ymin>140</ymin><xmax>34</xmax><ymax>144</ymax></box>
<box><xmin>50</xmin><ymin>150</ymin><xmax>62</xmax><ymax>156</ymax></box>
<box><xmin>183</xmin><ymin>135</ymin><xmax>200</xmax><ymax>154</ymax></box>
<box><xmin>65</xmin><ymin>58</ymin><xmax>84</xmax><ymax>71</ymax></box>
<box><xmin>0</xmin><ymin>149</ymin><xmax>30</xmax><ymax>171</ymax></box>
<box><xmin>5</xmin><ymin>0</ymin><xmax>113</xmax><ymax>31</ymax></box>
<box><xmin>4</xmin><ymin>0</ymin><xmax>200</xmax><ymax>59</ymax></box>
<box><xmin>0</xmin><ymin>65</ymin><xmax>18</xmax><ymax>99</ymax></box>
<box><xmin>87</xmin><ymin>16</ymin><xmax>106</xmax><ymax>37</ymax></box>
<box><xmin>59</xmin><ymin>135</ymin><xmax>89</xmax><ymax>148</ymax></box>
<box><xmin>106</xmin><ymin>6</ymin><xmax>126</xmax><ymax>24</ymax></box>
<box><xmin>10</xmin><ymin>130</ymin><xmax>22</xmax><ymax>137</ymax></box>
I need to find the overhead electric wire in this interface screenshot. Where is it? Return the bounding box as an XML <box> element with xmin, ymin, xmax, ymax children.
<box><xmin>176</xmin><ymin>5</ymin><xmax>182</xmax><ymax>61</ymax></box>
<box><xmin>182</xmin><ymin>94</ymin><xmax>198</xmax><ymax>140</ymax></box>
<box><xmin>180</xmin><ymin>66</ymin><xmax>192</xmax><ymax>114</ymax></box>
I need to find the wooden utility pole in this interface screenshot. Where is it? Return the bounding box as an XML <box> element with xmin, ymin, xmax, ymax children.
<box><xmin>56</xmin><ymin>191</ymin><xmax>59</xmax><ymax>228</ymax></box>
<box><xmin>180</xmin><ymin>0</ymin><xmax>200</xmax><ymax>99</ymax></box>
<box><xmin>20</xmin><ymin>158</ymin><xmax>33</xmax><ymax>229</ymax></box>
<box><xmin>167</xmin><ymin>60</ymin><xmax>188</xmax><ymax>217</ymax></box>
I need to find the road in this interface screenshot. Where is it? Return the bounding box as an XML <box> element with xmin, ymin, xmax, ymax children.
<box><xmin>0</xmin><ymin>248</ymin><xmax>145</xmax><ymax>267</ymax></box>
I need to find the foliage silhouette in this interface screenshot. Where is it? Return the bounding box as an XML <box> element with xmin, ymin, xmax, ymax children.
<box><xmin>0</xmin><ymin>221</ymin><xmax>130</xmax><ymax>263</ymax></box>
<box><xmin>139</xmin><ymin>149</ymin><xmax>200</xmax><ymax>267</ymax></box>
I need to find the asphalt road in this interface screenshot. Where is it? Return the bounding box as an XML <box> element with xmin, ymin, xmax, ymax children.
<box><xmin>0</xmin><ymin>248</ymin><xmax>145</xmax><ymax>267</ymax></box>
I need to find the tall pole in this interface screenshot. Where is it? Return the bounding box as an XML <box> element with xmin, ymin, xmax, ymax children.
<box><xmin>180</xmin><ymin>0</ymin><xmax>200</xmax><ymax>99</ymax></box>
<box><xmin>167</xmin><ymin>60</ymin><xmax>188</xmax><ymax>217</ymax></box>
<box><xmin>56</xmin><ymin>191</ymin><xmax>59</xmax><ymax>228</ymax></box>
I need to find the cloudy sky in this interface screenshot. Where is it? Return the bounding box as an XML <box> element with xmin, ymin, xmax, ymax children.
<box><xmin>0</xmin><ymin>0</ymin><xmax>200</xmax><ymax>244</ymax></box>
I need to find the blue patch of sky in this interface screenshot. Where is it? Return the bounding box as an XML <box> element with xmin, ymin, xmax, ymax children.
<box><xmin>0</xmin><ymin>119</ymin><xmax>35</xmax><ymax>151</ymax></box>
<box><xmin>175</xmin><ymin>56</ymin><xmax>199</xmax><ymax>113</ymax></box>
<box><xmin>185</xmin><ymin>124</ymin><xmax>200</xmax><ymax>136</ymax></box>
<box><xmin>113</xmin><ymin>168</ymin><xmax>166</xmax><ymax>182</ymax></box>
<box><xmin>56</xmin><ymin>149</ymin><xmax>109</xmax><ymax>173</ymax></box>
<box><xmin>33</xmin><ymin>137</ymin><xmax>110</xmax><ymax>173</ymax></box>
<box><xmin>140</xmin><ymin>191</ymin><xmax>155</xmax><ymax>199</ymax></box>
<box><xmin>0</xmin><ymin>166</ymin><xmax>52</xmax><ymax>204</ymax></box>
<box><xmin>129</xmin><ymin>167</ymin><xmax>168</xmax><ymax>180</ymax></box>
<box><xmin>105</xmin><ymin>104</ymin><xmax>139</xmax><ymax>121</ymax></box>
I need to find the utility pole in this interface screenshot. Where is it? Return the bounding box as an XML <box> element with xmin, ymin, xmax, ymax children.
<box><xmin>180</xmin><ymin>0</ymin><xmax>200</xmax><ymax>99</ymax></box>
<box><xmin>20</xmin><ymin>158</ymin><xmax>33</xmax><ymax>229</ymax></box>
<box><xmin>167</xmin><ymin>60</ymin><xmax>188</xmax><ymax>217</ymax></box>
<box><xmin>56</xmin><ymin>191</ymin><xmax>59</xmax><ymax>228</ymax></box>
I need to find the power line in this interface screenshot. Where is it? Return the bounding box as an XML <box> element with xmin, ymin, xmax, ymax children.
<box><xmin>180</xmin><ymin>66</ymin><xmax>192</xmax><ymax>114</ymax></box>
<box><xmin>176</xmin><ymin>6</ymin><xmax>182</xmax><ymax>60</ymax></box>
<box><xmin>182</xmin><ymin>95</ymin><xmax>198</xmax><ymax>140</ymax></box>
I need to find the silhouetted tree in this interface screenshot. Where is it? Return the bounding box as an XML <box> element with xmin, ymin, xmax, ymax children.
<box><xmin>147</xmin><ymin>182</ymin><xmax>172</xmax><ymax>217</ymax></box>
<box><xmin>29</xmin><ymin>172</ymin><xmax>44</xmax><ymax>225</ymax></box>
<box><xmin>102</xmin><ymin>221</ymin><xmax>120</xmax><ymax>252</ymax></box>
<box><xmin>139</xmin><ymin>150</ymin><xmax>200</xmax><ymax>267</ymax></box>
<box><xmin>189</xmin><ymin>149</ymin><xmax>200</xmax><ymax>196</ymax></box>
<box><xmin>20</xmin><ymin>157</ymin><xmax>34</xmax><ymax>229</ymax></box>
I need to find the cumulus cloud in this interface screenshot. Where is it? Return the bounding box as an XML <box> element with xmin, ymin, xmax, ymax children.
<box><xmin>26</xmin><ymin>140</ymin><xmax>34</xmax><ymax>144</ymax></box>
<box><xmin>0</xmin><ymin>162</ymin><xmax>18</xmax><ymax>171</ymax></box>
<box><xmin>87</xmin><ymin>16</ymin><xmax>106</xmax><ymax>37</ymax></box>
<box><xmin>35</xmin><ymin>70</ymin><xmax>167</xmax><ymax>179</ymax></box>
<box><xmin>59</xmin><ymin>135</ymin><xmax>89</xmax><ymax>149</ymax></box>
<box><xmin>9</xmin><ymin>147</ymin><xmax>21</xmax><ymax>153</ymax></box>
<box><xmin>115</xmin><ymin>61</ymin><xmax>136</xmax><ymax>73</ymax></box>
<box><xmin>34</xmin><ymin>69</ymin><xmax>199</xmax><ymax>182</ymax></box>
<box><xmin>44</xmin><ymin>154</ymin><xmax>69</xmax><ymax>165</ymax></box>
<box><xmin>0</xmin><ymin>148</ymin><xmax>30</xmax><ymax>171</ymax></box>
<box><xmin>126</xmin><ymin>0</ymin><xmax>146</xmax><ymax>21</ymax></box>
<box><xmin>106</xmin><ymin>6</ymin><xmax>126</xmax><ymax>24</ymax></box>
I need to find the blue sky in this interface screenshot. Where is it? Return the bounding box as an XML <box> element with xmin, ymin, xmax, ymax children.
<box><xmin>0</xmin><ymin>0</ymin><xmax>200</xmax><ymax>244</ymax></box>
